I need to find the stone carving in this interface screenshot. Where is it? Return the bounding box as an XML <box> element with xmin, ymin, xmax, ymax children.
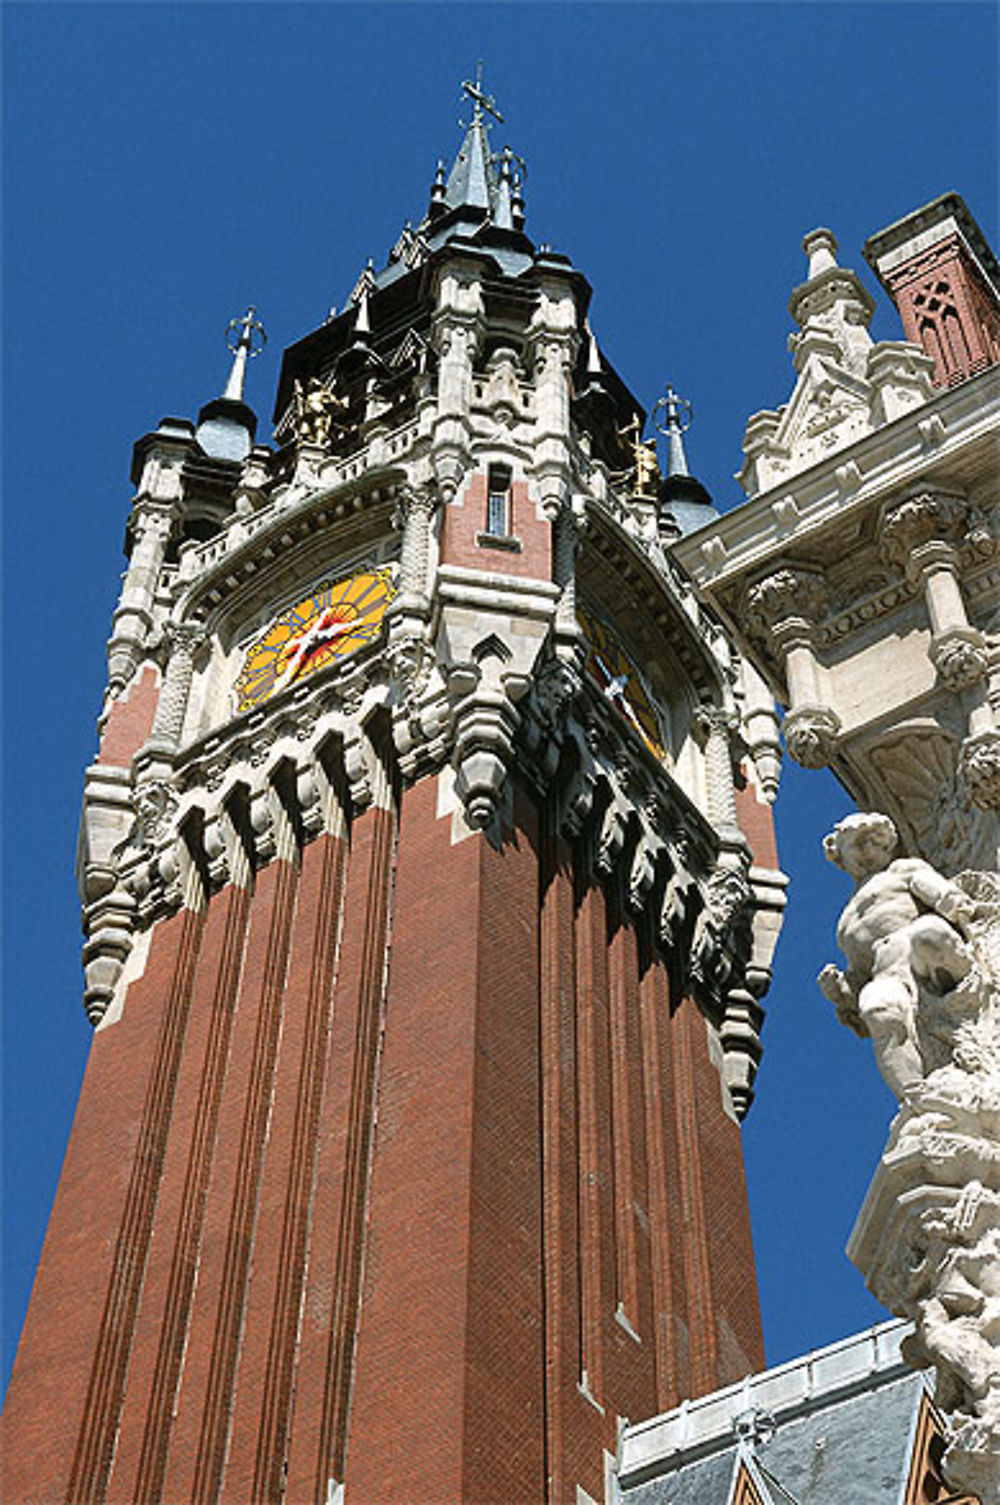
<box><xmin>931</xmin><ymin>630</ymin><xmax>989</xmax><ymax>692</ymax></box>
<box><xmin>880</xmin><ymin>491</ymin><xmax>967</xmax><ymax>570</ymax></box>
<box><xmin>784</xmin><ymin>706</ymin><xmax>841</xmax><ymax>769</ymax></box>
<box><xmin>819</xmin><ymin>813</ymin><xmax>975</xmax><ymax>1097</ymax></box>
<box><xmin>961</xmin><ymin>729</ymin><xmax>1000</xmax><ymax>813</ymax></box>
<box><xmin>745</xmin><ymin>566</ymin><xmax>829</xmax><ymax>636</ymax></box>
<box><xmin>823</xmin><ymin>811</ymin><xmax>1000</xmax><ymax>1503</ymax></box>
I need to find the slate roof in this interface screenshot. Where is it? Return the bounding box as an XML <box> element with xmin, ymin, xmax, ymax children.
<box><xmin>618</xmin><ymin>1321</ymin><xmax>931</xmax><ymax>1505</ymax></box>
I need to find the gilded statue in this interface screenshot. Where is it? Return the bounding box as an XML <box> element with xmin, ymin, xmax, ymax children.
<box><xmin>292</xmin><ymin>378</ymin><xmax>349</xmax><ymax>448</ymax></box>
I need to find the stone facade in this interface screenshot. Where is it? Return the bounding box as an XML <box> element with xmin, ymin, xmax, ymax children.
<box><xmin>676</xmin><ymin>194</ymin><xmax>999</xmax><ymax>1503</ymax></box>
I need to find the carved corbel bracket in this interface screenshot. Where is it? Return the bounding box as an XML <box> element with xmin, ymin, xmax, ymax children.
<box><xmin>784</xmin><ymin>704</ymin><xmax>841</xmax><ymax>768</ymax></box>
<box><xmin>960</xmin><ymin>728</ymin><xmax>1000</xmax><ymax>811</ymax></box>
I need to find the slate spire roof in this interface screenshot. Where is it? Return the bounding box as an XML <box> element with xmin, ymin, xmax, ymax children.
<box><xmin>443</xmin><ymin>102</ymin><xmax>497</xmax><ymax>214</ymax></box>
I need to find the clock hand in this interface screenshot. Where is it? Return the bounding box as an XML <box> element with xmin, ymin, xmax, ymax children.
<box><xmin>594</xmin><ymin>656</ymin><xmax>648</xmax><ymax>737</ymax></box>
<box><xmin>273</xmin><ymin>611</ymin><xmax>358</xmax><ymax>694</ymax></box>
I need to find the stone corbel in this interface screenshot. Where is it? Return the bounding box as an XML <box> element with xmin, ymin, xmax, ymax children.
<box><xmin>449</xmin><ymin>659</ymin><xmax>532</xmax><ymax>830</ymax></box>
<box><xmin>959</xmin><ymin>729</ymin><xmax>1000</xmax><ymax>811</ymax></box>
<box><xmin>81</xmin><ymin>872</ymin><xmax>137</xmax><ymax>1026</ymax></box>
<box><xmin>746</xmin><ymin>567</ymin><xmax>840</xmax><ymax>769</ymax></box>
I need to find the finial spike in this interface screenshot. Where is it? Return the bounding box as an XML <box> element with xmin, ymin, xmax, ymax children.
<box><xmin>803</xmin><ymin>227</ymin><xmax>839</xmax><ymax>279</ymax></box>
<box><xmin>586</xmin><ymin>320</ymin><xmax>602</xmax><ymax>375</ymax></box>
<box><xmin>654</xmin><ymin>384</ymin><xmax>693</xmax><ymax>478</ymax></box>
<box><xmin>223</xmin><ymin>307</ymin><xmax>266</xmax><ymax>402</ymax></box>
<box><xmin>355</xmin><ymin>287</ymin><xmax>371</xmax><ymax>337</ymax></box>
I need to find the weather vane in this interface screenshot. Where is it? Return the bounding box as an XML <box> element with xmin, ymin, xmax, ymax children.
<box><xmin>461</xmin><ymin>61</ymin><xmax>504</xmax><ymax>127</ymax></box>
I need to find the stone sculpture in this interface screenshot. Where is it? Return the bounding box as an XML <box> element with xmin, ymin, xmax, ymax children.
<box><xmin>822</xmin><ymin>811</ymin><xmax>1000</xmax><ymax>1504</ymax></box>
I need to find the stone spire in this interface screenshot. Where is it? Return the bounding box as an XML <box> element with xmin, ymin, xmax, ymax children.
<box><xmin>788</xmin><ymin>227</ymin><xmax>875</xmax><ymax>375</ymax></box>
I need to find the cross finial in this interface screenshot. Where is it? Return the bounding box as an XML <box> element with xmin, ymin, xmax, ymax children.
<box><xmin>461</xmin><ymin>61</ymin><xmax>504</xmax><ymax>127</ymax></box>
<box><xmin>653</xmin><ymin>383</ymin><xmax>694</xmax><ymax>478</ymax></box>
<box><xmin>223</xmin><ymin>307</ymin><xmax>266</xmax><ymax>402</ymax></box>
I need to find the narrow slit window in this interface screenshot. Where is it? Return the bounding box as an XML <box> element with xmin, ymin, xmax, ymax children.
<box><xmin>486</xmin><ymin>464</ymin><xmax>512</xmax><ymax>537</ymax></box>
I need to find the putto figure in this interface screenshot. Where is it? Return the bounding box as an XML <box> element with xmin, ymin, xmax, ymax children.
<box><xmin>818</xmin><ymin>811</ymin><xmax>974</xmax><ymax>1098</ymax></box>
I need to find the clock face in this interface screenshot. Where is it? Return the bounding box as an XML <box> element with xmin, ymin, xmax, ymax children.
<box><xmin>577</xmin><ymin>602</ymin><xmax>666</xmax><ymax>760</ymax></box>
<box><xmin>234</xmin><ymin>565</ymin><xmax>397</xmax><ymax>713</ymax></box>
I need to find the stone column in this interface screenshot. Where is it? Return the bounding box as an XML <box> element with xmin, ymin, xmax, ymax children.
<box><xmin>107</xmin><ymin>503</ymin><xmax>174</xmax><ymax>696</ymax></box>
<box><xmin>526</xmin><ymin>279</ymin><xmax>578</xmax><ymax>522</ymax></box>
<box><xmin>396</xmin><ymin>483</ymin><xmax>437</xmax><ymax>613</ymax></box>
<box><xmin>430</xmin><ymin>261</ymin><xmax>484</xmax><ymax>500</ymax></box>
<box><xmin>881</xmin><ymin>491</ymin><xmax>1000</xmax><ymax>809</ymax></box>
<box><xmin>694</xmin><ymin>704</ymin><xmax>741</xmax><ymax>831</ymax></box>
<box><xmin>149</xmin><ymin>622</ymin><xmax>205</xmax><ymax>751</ymax></box>
<box><xmin>881</xmin><ymin>491</ymin><xmax>988</xmax><ymax>693</ymax></box>
<box><xmin>746</xmin><ymin>567</ymin><xmax>840</xmax><ymax>768</ymax></box>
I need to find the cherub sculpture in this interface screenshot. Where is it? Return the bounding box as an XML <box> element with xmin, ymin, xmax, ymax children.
<box><xmin>818</xmin><ymin>812</ymin><xmax>975</xmax><ymax>1099</ymax></box>
<box><xmin>292</xmin><ymin>378</ymin><xmax>349</xmax><ymax>447</ymax></box>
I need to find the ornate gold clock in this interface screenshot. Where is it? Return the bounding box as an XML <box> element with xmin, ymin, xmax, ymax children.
<box><xmin>577</xmin><ymin>602</ymin><xmax>666</xmax><ymax>760</ymax></box>
<box><xmin>234</xmin><ymin>565</ymin><xmax>397</xmax><ymax>713</ymax></box>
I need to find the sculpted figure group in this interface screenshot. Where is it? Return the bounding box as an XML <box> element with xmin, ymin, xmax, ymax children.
<box><xmin>821</xmin><ymin>811</ymin><xmax>1000</xmax><ymax>1504</ymax></box>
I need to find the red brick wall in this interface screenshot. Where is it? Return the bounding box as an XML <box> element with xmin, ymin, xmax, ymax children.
<box><xmin>0</xmin><ymin>904</ymin><xmax>202</xmax><ymax>1505</ymax></box>
<box><xmin>98</xmin><ymin>664</ymin><xmax>160</xmax><ymax>766</ymax></box>
<box><xmin>884</xmin><ymin>234</ymin><xmax>1000</xmax><ymax>386</ymax></box>
<box><xmin>2</xmin><ymin>776</ymin><xmax>762</xmax><ymax>1505</ymax></box>
<box><xmin>441</xmin><ymin>471</ymin><xmax>552</xmax><ymax>579</ymax></box>
<box><xmin>735</xmin><ymin>775</ymin><xmax>779</xmax><ymax>871</ymax></box>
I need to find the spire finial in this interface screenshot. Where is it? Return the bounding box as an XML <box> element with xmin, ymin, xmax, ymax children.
<box><xmin>802</xmin><ymin>227</ymin><xmax>839</xmax><ymax>280</ymax></box>
<box><xmin>223</xmin><ymin>307</ymin><xmax>266</xmax><ymax>402</ymax></box>
<box><xmin>654</xmin><ymin>384</ymin><xmax>693</xmax><ymax>478</ymax></box>
<box><xmin>461</xmin><ymin>61</ymin><xmax>504</xmax><ymax>128</ymax></box>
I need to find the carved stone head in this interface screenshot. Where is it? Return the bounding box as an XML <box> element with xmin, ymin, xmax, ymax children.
<box><xmin>823</xmin><ymin>810</ymin><xmax>899</xmax><ymax>878</ymax></box>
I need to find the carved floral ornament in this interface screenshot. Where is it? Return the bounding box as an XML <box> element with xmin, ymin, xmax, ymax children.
<box><xmin>745</xmin><ymin>566</ymin><xmax>830</xmax><ymax>637</ymax></box>
<box><xmin>879</xmin><ymin>489</ymin><xmax>968</xmax><ymax>570</ymax></box>
<box><xmin>821</xmin><ymin>811</ymin><xmax>1000</xmax><ymax>1504</ymax></box>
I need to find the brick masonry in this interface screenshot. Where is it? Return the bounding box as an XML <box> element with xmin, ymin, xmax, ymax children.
<box><xmin>2</xmin><ymin>774</ymin><xmax>762</xmax><ymax>1505</ymax></box>
<box><xmin>97</xmin><ymin>664</ymin><xmax>160</xmax><ymax>767</ymax></box>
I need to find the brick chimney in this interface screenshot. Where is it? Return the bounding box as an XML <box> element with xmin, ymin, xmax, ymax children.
<box><xmin>864</xmin><ymin>191</ymin><xmax>1000</xmax><ymax>386</ymax></box>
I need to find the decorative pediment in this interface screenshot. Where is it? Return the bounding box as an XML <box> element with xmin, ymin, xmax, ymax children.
<box><xmin>739</xmin><ymin>229</ymin><xmax>935</xmax><ymax>497</ymax></box>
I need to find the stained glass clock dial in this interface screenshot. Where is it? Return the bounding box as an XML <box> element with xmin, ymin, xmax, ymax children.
<box><xmin>234</xmin><ymin>565</ymin><xmax>397</xmax><ymax>713</ymax></box>
<box><xmin>577</xmin><ymin>602</ymin><xmax>666</xmax><ymax>760</ymax></box>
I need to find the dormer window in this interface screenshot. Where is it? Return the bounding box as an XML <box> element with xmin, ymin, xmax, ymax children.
<box><xmin>485</xmin><ymin>464</ymin><xmax>512</xmax><ymax>537</ymax></box>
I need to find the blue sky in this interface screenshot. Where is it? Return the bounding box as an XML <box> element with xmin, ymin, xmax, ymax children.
<box><xmin>3</xmin><ymin>2</ymin><xmax>997</xmax><ymax>1397</ymax></box>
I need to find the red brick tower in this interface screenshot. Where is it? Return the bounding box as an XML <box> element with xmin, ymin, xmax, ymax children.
<box><xmin>2</xmin><ymin>82</ymin><xmax>785</xmax><ymax>1504</ymax></box>
<box><xmin>864</xmin><ymin>191</ymin><xmax>1000</xmax><ymax>386</ymax></box>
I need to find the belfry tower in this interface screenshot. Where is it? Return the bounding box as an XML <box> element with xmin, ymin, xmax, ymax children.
<box><xmin>3</xmin><ymin>80</ymin><xmax>785</xmax><ymax>1504</ymax></box>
